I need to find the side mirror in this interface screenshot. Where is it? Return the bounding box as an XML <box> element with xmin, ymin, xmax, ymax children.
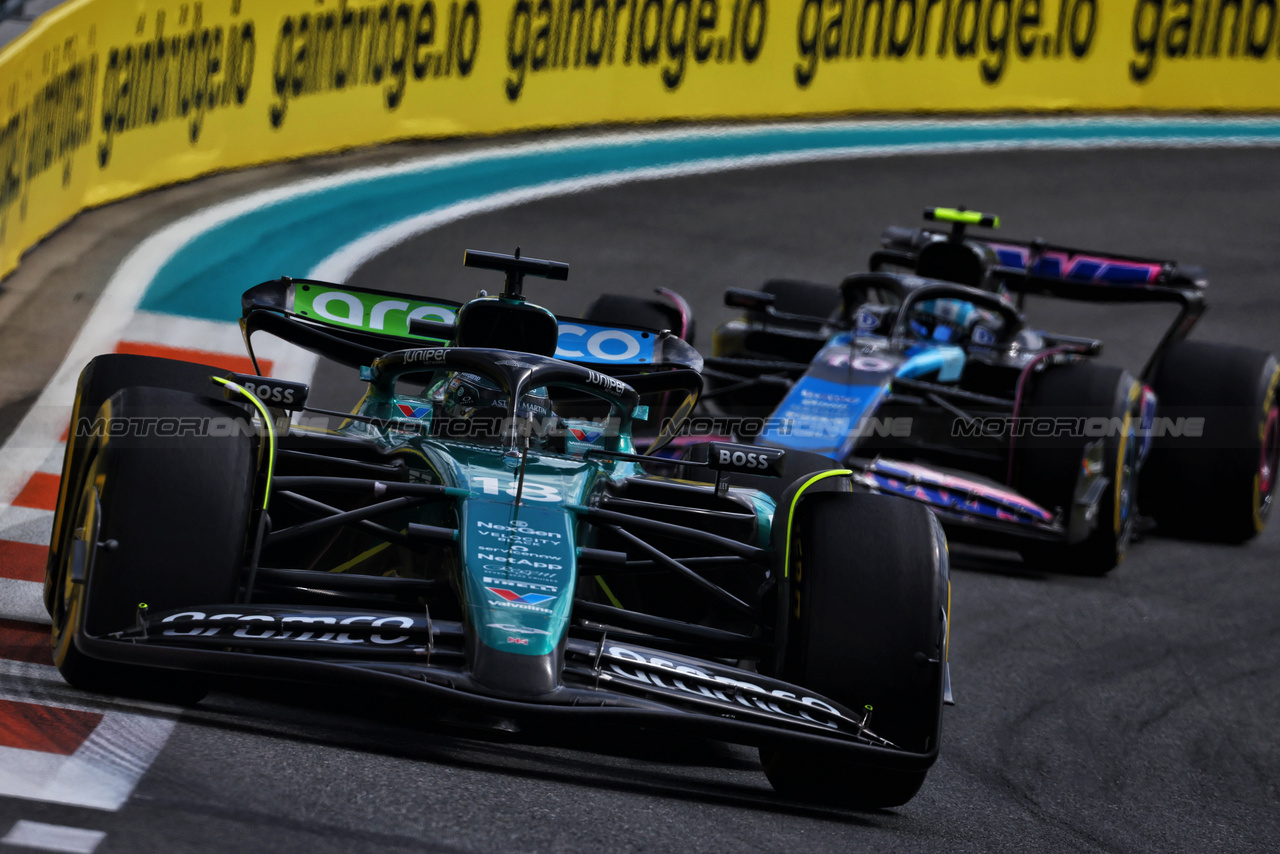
<box><xmin>724</xmin><ymin>288</ymin><xmax>776</xmax><ymax>312</ymax></box>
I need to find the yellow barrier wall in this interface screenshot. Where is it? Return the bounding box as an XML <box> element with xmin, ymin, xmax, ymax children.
<box><xmin>3</xmin><ymin>0</ymin><xmax>1279</xmax><ymax>277</ymax></box>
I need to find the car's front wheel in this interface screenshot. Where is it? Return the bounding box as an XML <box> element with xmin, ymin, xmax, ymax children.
<box><xmin>1015</xmin><ymin>362</ymin><xmax>1142</xmax><ymax>575</ymax></box>
<box><xmin>49</xmin><ymin>387</ymin><xmax>257</xmax><ymax>704</ymax></box>
<box><xmin>761</xmin><ymin>492</ymin><xmax>949</xmax><ymax>809</ymax></box>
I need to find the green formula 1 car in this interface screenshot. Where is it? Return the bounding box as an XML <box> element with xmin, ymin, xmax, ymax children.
<box><xmin>44</xmin><ymin>248</ymin><xmax>951</xmax><ymax>809</ymax></box>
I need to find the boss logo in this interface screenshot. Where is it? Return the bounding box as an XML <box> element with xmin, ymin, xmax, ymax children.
<box><xmin>225</xmin><ymin>374</ymin><xmax>309</xmax><ymax>410</ymax></box>
<box><xmin>704</xmin><ymin>442</ymin><xmax>784</xmax><ymax>477</ymax></box>
<box><xmin>718</xmin><ymin>449</ymin><xmax>770</xmax><ymax>469</ymax></box>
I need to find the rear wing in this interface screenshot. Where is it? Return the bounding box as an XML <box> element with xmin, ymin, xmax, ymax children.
<box><xmin>875</xmin><ymin>226</ymin><xmax>1206</xmax><ymax>301</ymax></box>
<box><xmin>872</xmin><ymin>226</ymin><xmax>1207</xmax><ymax>381</ymax></box>
<box><xmin>983</xmin><ymin>236</ymin><xmax>1206</xmax><ymax>289</ymax></box>
<box><xmin>239</xmin><ymin>277</ymin><xmax>703</xmax><ymax>375</ymax></box>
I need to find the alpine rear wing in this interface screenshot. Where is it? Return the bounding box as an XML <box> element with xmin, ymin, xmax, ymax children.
<box><xmin>872</xmin><ymin>226</ymin><xmax>1207</xmax><ymax>381</ymax></box>
<box><xmin>876</xmin><ymin>226</ymin><xmax>1207</xmax><ymax>300</ymax></box>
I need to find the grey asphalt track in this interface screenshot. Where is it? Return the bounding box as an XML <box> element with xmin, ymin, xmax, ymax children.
<box><xmin>3</xmin><ymin>142</ymin><xmax>1279</xmax><ymax>853</ymax></box>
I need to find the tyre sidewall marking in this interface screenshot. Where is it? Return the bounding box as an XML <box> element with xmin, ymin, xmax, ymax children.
<box><xmin>1114</xmin><ymin>381</ymin><xmax>1141</xmax><ymax>546</ymax></box>
<box><xmin>1253</xmin><ymin>365</ymin><xmax>1280</xmax><ymax>531</ymax></box>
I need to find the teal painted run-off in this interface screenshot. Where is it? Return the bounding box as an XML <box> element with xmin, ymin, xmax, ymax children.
<box><xmin>143</xmin><ymin>118</ymin><xmax>1280</xmax><ymax>322</ymax></box>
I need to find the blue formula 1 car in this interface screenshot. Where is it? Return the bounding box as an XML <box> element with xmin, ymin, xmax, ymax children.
<box><xmin>43</xmin><ymin>248</ymin><xmax>951</xmax><ymax>809</ymax></box>
<box><xmin>705</xmin><ymin>208</ymin><xmax>1279</xmax><ymax>575</ymax></box>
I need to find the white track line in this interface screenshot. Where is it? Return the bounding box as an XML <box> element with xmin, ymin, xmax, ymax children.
<box><xmin>1</xmin><ymin>821</ymin><xmax>106</xmax><ymax>854</ymax></box>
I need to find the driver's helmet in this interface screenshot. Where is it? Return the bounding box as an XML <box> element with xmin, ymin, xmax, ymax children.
<box><xmin>853</xmin><ymin>299</ymin><xmax>998</xmax><ymax>345</ymax></box>
<box><xmin>436</xmin><ymin>372</ymin><xmax>559</xmax><ymax>449</ymax></box>
<box><xmin>907</xmin><ymin>297</ymin><xmax>1003</xmax><ymax>346</ymax></box>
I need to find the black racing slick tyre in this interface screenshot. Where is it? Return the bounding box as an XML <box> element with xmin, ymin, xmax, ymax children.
<box><xmin>49</xmin><ymin>387</ymin><xmax>256</xmax><ymax>704</ymax></box>
<box><xmin>1015</xmin><ymin>362</ymin><xmax>1142</xmax><ymax>576</ymax></box>
<box><xmin>761</xmin><ymin>280</ymin><xmax>842</xmax><ymax>321</ymax></box>
<box><xmin>761</xmin><ymin>493</ymin><xmax>949</xmax><ymax>810</ymax></box>
<box><xmin>45</xmin><ymin>353</ymin><xmax>236</xmax><ymax>616</ymax></box>
<box><xmin>1141</xmin><ymin>341</ymin><xmax>1279</xmax><ymax>543</ymax></box>
<box><xmin>584</xmin><ymin>294</ymin><xmax>693</xmax><ymax>343</ymax></box>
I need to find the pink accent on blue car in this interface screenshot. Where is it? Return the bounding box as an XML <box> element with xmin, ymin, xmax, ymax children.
<box><xmin>868</xmin><ymin>460</ymin><xmax>1057</xmax><ymax>525</ymax></box>
<box><xmin>990</xmin><ymin>242</ymin><xmax>1164</xmax><ymax>285</ymax></box>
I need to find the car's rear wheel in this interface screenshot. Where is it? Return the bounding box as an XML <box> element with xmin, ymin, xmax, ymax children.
<box><xmin>50</xmin><ymin>387</ymin><xmax>257</xmax><ymax>704</ymax></box>
<box><xmin>761</xmin><ymin>492</ymin><xmax>948</xmax><ymax>809</ymax></box>
<box><xmin>1015</xmin><ymin>362</ymin><xmax>1141</xmax><ymax>575</ymax></box>
<box><xmin>1141</xmin><ymin>341</ymin><xmax>1279</xmax><ymax>543</ymax></box>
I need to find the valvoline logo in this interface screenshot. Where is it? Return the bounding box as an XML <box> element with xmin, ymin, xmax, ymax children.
<box><xmin>396</xmin><ymin>403</ymin><xmax>430</xmax><ymax>418</ymax></box>
<box><xmin>568</xmin><ymin>427</ymin><xmax>602</xmax><ymax>443</ymax></box>
<box><xmin>486</xmin><ymin>587</ymin><xmax>556</xmax><ymax>606</ymax></box>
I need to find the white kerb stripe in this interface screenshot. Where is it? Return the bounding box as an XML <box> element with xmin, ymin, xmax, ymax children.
<box><xmin>0</xmin><ymin>578</ymin><xmax>47</xmax><ymax>625</ymax></box>
<box><xmin>0</xmin><ymin>713</ymin><xmax>177</xmax><ymax>811</ymax></box>
<box><xmin>1</xmin><ymin>821</ymin><xmax>106</xmax><ymax>854</ymax></box>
